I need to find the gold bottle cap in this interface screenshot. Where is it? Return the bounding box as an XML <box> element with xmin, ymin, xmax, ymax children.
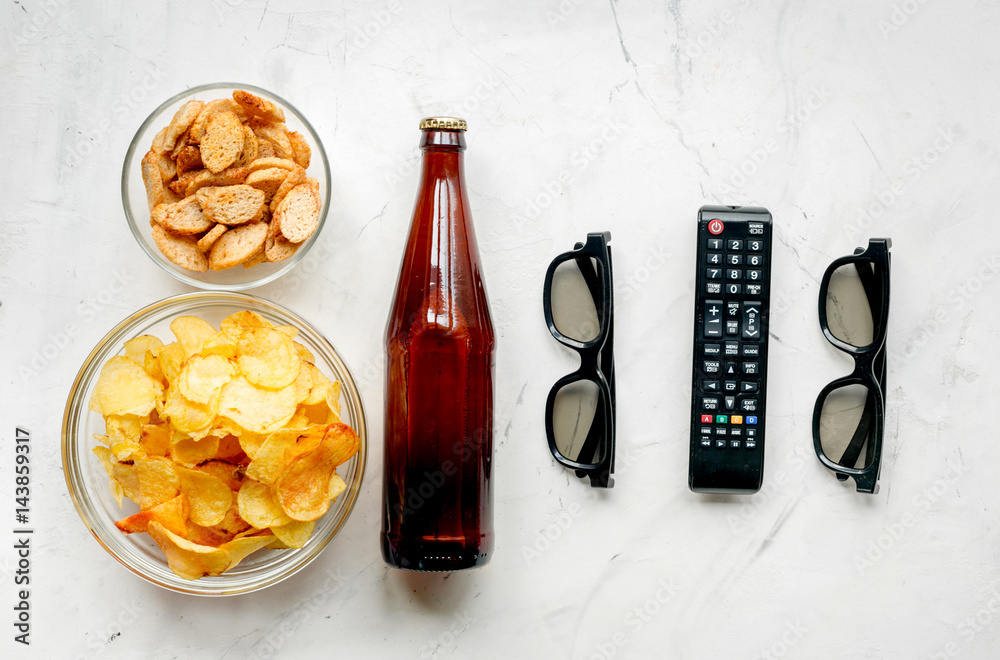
<box><xmin>420</xmin><ymin>117</ymin><xmax>467</xmax><ymax>131</ymax></box>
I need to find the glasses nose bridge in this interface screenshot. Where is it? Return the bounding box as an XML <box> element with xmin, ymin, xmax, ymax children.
<box><xmin>845</xmin><ymin>347</ymin><xmax>880</xmax><ymax>375</ymax></box>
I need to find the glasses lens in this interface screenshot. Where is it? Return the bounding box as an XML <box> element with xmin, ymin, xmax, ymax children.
<box><xmin>825</xmin><ymin>261</ymin><xmax>876</xmax><ymax>347</ymax></box>
<box><xmin>551</xmin><ymin>256</ymin><xmax>603</xmax><ymax>343</ymax></box>
<box><xmin>818</xmin><ymin>383</ymin><xmax>876</xmax><ymax>469</ymax></box>
<box><xmin>551</xmin><ymin>378</ymin><xmax>606</xmax><ymax>465</ymax></box>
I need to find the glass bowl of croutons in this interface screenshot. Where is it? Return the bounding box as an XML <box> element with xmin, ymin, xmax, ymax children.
<box><xmin>122</xmin><ymin>83</ymin><xmax>331</xmax><ymax>290</ymax></box>
<box><xmin>62</xmin><ymin>292</ymin><xmax>368</xmax><ymax>595</ymax></box>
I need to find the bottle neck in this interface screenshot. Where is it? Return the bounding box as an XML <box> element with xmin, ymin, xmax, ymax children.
<box><xmin>416</xmin><ymin>129</ymin><xmax>466</xmax><ymax>197</ymax></box>
<box><xmin>419</xmin><ymin>129</ymin><xmax>466</xmax><ymax>151</ymax></box>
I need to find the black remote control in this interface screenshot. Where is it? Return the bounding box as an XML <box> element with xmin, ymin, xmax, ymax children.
<box><xmin>688</xmin><ymin>206</ymin><xmax>773</xmax><ymax>493</ymax></box>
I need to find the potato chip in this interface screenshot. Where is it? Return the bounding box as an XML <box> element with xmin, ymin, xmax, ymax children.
<box><xmin>218</xmin><ymin>375</ymin><xmax>297</xmax><ymax>434</ymax></box>
<box><xmin>177</xmin><ymin>354</ymin><xmax>236</xmax><ymax>404</ymax></box>
<box><xmin>222</xmin><ymin>533</ymin><xmax>276</xmax><ymax>567</ymax></box>
<box><xmin>170</xmin><ymin>433</ymin><xmax>220</xmax><ymax>467</ymax></box>
<box><xmin>124</xmin><ymin>335</ymin><xmax>163</xmax><ymax>364</ymax></box>
<box><xmin>115</xmin><ymin>494</ymin><xmax>189</xmax><ymax>536</ymax></box>
<box><xmin>214</xmin><ymin>504</ymin><xmax>253</xmax><ymax>537</ymax></box>
<box><xmin>294</xmin><ymin>342</ymin><xmax>315</xmax><ymax>364</ymax></box>
<box><xmin>175</xmin><ymin>465</ymin><xmax>232</xmax><ymax>527</ymax></box>
<box><xmin>157</xmin><ymin>341</ymin><xmax>187</xmax><ymax>386</ymax></box>
<box><xmin>237</xmin><ymin>480</ymin><xmax>293</xmax><ymax>529</ymax></box>
<box><xmin>147</xmin><ymin>522</ymin><xmax>232</xmax><ymax>580</ymax></box>
<box><xmin>143</xmin><ymin>350</ymin><xmax>166</xmax><ymax>383</ymax></box>
<box><xmin>326</xmin><ymin>381</ymin><xmax>342</xmax><ymax>417</ymax></box>
<box><xmin>236</xmin><ymin>431</ymin><xmax>267</xmax><ymax>459</ymax></box>
<box><xmin>291</xmin><ymin>363</ymin><xmax>315</xmax><ymax>404</ymax></box>
<box><xmin>93</xmin><ymin>446</ymin><xmax>125</xmax><ymax>507</ymax></box>
<box><xmin>322</xmin><ymin>422</ymin><xmax>360</xmax><ymax>468</ymax></box>
<box><xmin>105</xmin><ymin>415</ymin><xmax>143</xmax><ymax>459</ymax></box>
<box><xmin>328</xmin><ymin>472</ymin><xmax>347</xmax><ymax>501</ymax></box>
<box><xmin>237</xmin><ymin>327</ymin><xmax>300</xmax><ymax>389</ymax></box>
<box><xmin>275</xmin><ymin>429</ymin><xmax>351</xmax><ymax>522</ymax></box>
<box><xmin>161</xmin><ymin>387</ymin><xmax>218</xmax><ymax>438</ymax></box>
<box><xmin>88</xmin><ymin>386</ymin><xmax>102</xmax><ymax>413</ymax></box>
<box><xmin>200</xmin><ymin>332</ymin><xmax>238</xmax><ymax>359</ymax></box>
<box><xmin>220</xmin><ymin>310</ymin><xmax>271</xmax><ymax>341</ymax></box>
<box><xmin>140</xmin><ymin>423</ymin><xmax>171</xmax><ymax>457</ymax></box>
<box><xmin>245</xmin><ymin>429</ymin><xmax>300</xmax><ymax>486</ymax></box>
<box><xmin>96</xmin><ymin>356</ymin><xmax>163</xmax><ymax>417</ymax></box>
<box><xmin>297</xmin><ymin>393</ymin><xmax>342</xmax><ymax>428</ymax></box>
<box><xmin>283</xmin><ymin>425</ymin><xmax>326</xmax><ymax>464</ymax></box>
<box><xmin>111</xmin><ymin>456</ymin><xmax>180</xmax><ymax>510</ymax></box>
<box><xmin>271</xmin><ymin>520</ymin><xmax>315</xmax><ymax>549</ymax></box>
<box><xmin>212</xmin><ymin>435</ymin><xmax>245</xmax><ymax>463</ymax></box>
<box><xmin>296</xmin><ymin>382</ymin><xmax>342</xmax><ymax>425</ymax></box>
<box><xmin>298</xmin><ymin>364</ymin><xmax>330</xmax><ymax>406</ymax></box>
<box><xmin>195</xmin><ymin>459</ymin><xmax>245</xmax><ymax>491</ymax></box>
<box><xmin>106</xmin><ymin>415</ymin><xmax>143</xmax><ymax>441</ymax></box>
<box><xmin>185</xmin><ymin>503</ymin><xmax>251</xmax><ymax>547</ymax></box>
<box><xmin>170</xmin><ymin>316</ymin><xmax>218</xmax><ymax>358</ymax></box>
<box><xmin>284</xmin><ymin>413</ymin><xmax>312</xmax><ymax>431</ymax></box>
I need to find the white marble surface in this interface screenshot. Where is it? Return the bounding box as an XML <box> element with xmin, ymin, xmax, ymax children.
<box><xmin>3</xmin><ymin>0</ymin><xmax>1000</xmax><ymax>657</ymax></box>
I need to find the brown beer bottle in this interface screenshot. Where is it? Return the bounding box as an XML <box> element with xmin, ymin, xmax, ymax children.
<box><xmin>381</xmin><ymin>117</ymin><xmax>495</xmax><ymax>571</ymax></box>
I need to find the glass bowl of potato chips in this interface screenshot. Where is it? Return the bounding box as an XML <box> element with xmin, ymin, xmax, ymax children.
<box><xmin>62</xmin><ymin>292</ymin><xmax>367</xmax><ymax>596</ymax></box>
<box><xmin>122</xmin><ymin>83</ymin><xmax>331</xmax><ymax>290</ymax></box>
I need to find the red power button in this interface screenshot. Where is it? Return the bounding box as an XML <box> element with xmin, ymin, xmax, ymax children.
<box><xmin>708</xmin><ymin>219</ymin><xmax>724</xmax><ymax>235</ymax></box>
